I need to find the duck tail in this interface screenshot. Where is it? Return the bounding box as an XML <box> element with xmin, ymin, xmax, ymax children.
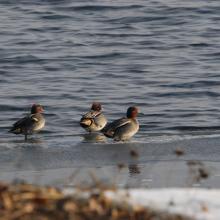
<box><xmin>101</xmin><ymin>124</ymin><xmax>114</xmax><ymax>138</ymax></box>
<box><xmin>8</xmin><ymin>127</ymin><xmax>21</xmax><ymax>134</ymax></box>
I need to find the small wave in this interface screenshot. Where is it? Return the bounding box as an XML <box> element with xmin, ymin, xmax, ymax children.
<box><xmin>107</xmin><ymin>16</ymin><xmax>168</xmax><ymax>24</ymax></box>
<box><xmin>170</xmin><ymin>126</ymin><xmax>220</xmax><ymax>132</ymax></box>
<box><xmin>154</xmin><ymin>91</ymin><xmax>220</xmax><ymax>98</ymax></box>
<box><xmin>0</xmin><ymin>104</ymin><xmax>26</xmax><ymax>112</ymax></box>
<box><xmin>41</xmin><ymin>14</ymin><xmax>72</xmax><ymax>20</ymax></box>
<box><xmin>189</xmin><ymin>43</ymin><xmax>211</xmax><ymax>47</ymax></box>
<box><xmin>0</xmin><ymin>55</ymin><xmax>46</xmax><ymax>65</ymax></box>
<box><xmin>160</xmin><ymin>80</ymin><xmax>220</xmax><ymax>89</ymax></box>
<box><xmin>80</xmin><ymin>52</ymin><xmax>125</xmax><ymax>60</ymax></box>
<box><xmin>64</xmin><ymin>4</ymin><xmax>143</xmax><ymax>12</ymax></box>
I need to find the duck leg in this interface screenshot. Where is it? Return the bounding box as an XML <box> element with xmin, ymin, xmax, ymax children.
<box><xmin>24</xmin><ymin>129</ymin><xmax>28</xmax><ymax>141</ymax></box>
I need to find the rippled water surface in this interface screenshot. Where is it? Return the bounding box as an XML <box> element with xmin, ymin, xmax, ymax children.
<box><xmin>0</xmin><ymin>0</ymin><xmax>220</xmax><ymax>186</ymax></box>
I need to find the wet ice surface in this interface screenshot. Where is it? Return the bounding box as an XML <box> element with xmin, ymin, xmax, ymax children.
<box><xmin>1</xmin><ymin>134</ymin><xmax>220</xmax><ymax>188</ymax></box>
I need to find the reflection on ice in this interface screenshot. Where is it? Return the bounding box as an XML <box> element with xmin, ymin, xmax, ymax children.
<box><xmin>0</xmin><ymin>136</ymin><xmax>219</xmax><ymax>188</ymax></box>
<box><xmin>81</xmin><ymin>133</ymin><xmax>107</xmax><ymax>143</ymax></box>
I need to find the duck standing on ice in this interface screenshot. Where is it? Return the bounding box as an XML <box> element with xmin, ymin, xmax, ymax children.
<box><xmin>80</xmin><ymin>102</ymin><xmax>107</xmax><ymax>132</ymax></box>
<box><xmin>9</xmin><ymin>104</ymin><xmax>45</xmax><ymax>141</ymax></box>
<box><xmin>103</xmin><ymin>106</ymin><xmax>139</xmax><ymax>141</ymax></box>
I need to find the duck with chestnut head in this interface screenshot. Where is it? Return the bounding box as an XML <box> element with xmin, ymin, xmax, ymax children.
<box><xmin>80</xmin><ymin>102</ymin><xmax>107</xmax><ymax>132</ymax></box>
<box><xmin>103</xmin><ymin>106</ymin><xmax>139</xmax><ymax>141</ymax></box>
<box><xmin>9</xmin><ymin>104</ymin><xmax>45</xmax><ymax>141</ymax></box>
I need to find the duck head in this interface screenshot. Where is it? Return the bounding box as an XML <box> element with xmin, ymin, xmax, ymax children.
<box><xmin>31</xmin><ymin>104</ymin><xmax>44</xmax><ymax>114</ymax></box>
<box><xmin>91</xmin><ymin>102</ymin><xmax>102</xmax><ymax>111</ymax></box>
<box><xmin>127</xmin><ymin>106</ymin><xmax>138</xmax><ymax>118</ymax></box>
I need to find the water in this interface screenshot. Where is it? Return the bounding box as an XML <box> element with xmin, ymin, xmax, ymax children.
<box><xmin>0</xmin><ymin>0</ymin><xmax>220</xmax><ymax>187</ymax></box>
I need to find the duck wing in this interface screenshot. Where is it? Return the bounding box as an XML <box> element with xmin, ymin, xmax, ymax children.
<box><xmin>82</xmin><ymin>110</ymin><xmax>101</xmax><ymax>119</ymax></box>
<box><xmin>80</xmin><ymin>111</ymin><xmax>101</xmax><ymax>128</ymax></box>
<box><xmin>10</xmin><ymin>114</ymin><xmax>38</xmax><ymax>134</ymax></box>
<box><xmin>103</xmin><ymin>118</ymin><xmax>130</xmax><ymax>138</ymax></box>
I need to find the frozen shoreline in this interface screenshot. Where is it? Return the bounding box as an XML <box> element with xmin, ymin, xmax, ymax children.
<box><xmin>0</xmin><ymin>136</ymin><xmax>220</xmax><ymax>188</ymax></box>
<box><xmin>1</xmin><ymin>136</ymin><xmax>220</xmax><ymax>219</ymax></box>
<box><xmin>63</xmin><ymin>187</ymin><xmax>220</xmax><ymax>220</ymax></box>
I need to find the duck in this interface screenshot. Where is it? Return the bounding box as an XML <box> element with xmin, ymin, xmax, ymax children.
<box><xmin>80</xmin><ymin>102</ymin><xmax>107</xmax><ymax>132</ymax></box>
<box><xmin>9</xmin><ymin>104</ymin><xmax>45</xmax><ymax>141</ymax></box>
<box><xmin>103</xmin><ymin>106</ymin><xmax>139</xmax><ymax>141</ymax></box>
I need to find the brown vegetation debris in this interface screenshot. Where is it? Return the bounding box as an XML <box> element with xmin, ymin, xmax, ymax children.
<box><xmin>130</xmin><ymin>149</ymin><xmax>139</xmax><ymax>158</ymax></box>
<box><xmin>117</xmin><ymin>163</ymin><xmax>127</xmax><ymax>170</ymax></box>
<box><xmin>187</xmin><ymin>160</ymin><xmax>210</xmax><ymax>184</ymax></box>
<box><xmin>174</xmin><ymin>148</ymin><xmax>185</xmax><ymax>157</ymax></box>
<box><xmin>0</xmin><ymin>182</ymin><xmax>193</xmax><ymax>220</ymax></box>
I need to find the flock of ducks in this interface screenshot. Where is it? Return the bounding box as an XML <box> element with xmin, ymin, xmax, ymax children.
<box><xmin>9</xmin><ymin>103</ymin><xmax>139</xmax><ymax>141</ymax></box>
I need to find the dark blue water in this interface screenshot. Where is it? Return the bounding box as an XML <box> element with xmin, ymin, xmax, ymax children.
<box><xmin>0</xmin><ymin>0</ymin><xmax>220</xmax><ymax>187</ymax></box>
<box><xmin>1</xmin><ymin>0</ymin><xmax>220</xmax><ymax>145</ymax></box>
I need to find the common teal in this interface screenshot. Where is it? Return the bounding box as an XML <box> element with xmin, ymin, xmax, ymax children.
<box><xmin>80</xmin><ymin>102</ymin><xmax>107</xmax><ymax>132</ymax></box>
<box><xmin>103</xmin><ymin>106</ymin><xmax>139</xmax><ymax>141</ymax></box>
<box><xmin>9</xmin><ymin>104</ymin><xmax>45</xmax><ymax>141</ymax></box>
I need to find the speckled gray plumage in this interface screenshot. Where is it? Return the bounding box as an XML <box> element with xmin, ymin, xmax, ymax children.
<box><xmin>10</xmin><ymin>104</ymin><xmax>45</xmax><ymax>141</ymax></box>
<box><xmin>103</xmin><ymin>117</ymin><xmax>139</xmax><ymax>141</ymax></box>
<box><xmin>80</xmin><ymin>110</ymin><xmax>107</xmax><ymax>132</ymax></box>
<box><xmin>10</xmin><ymin>113</ymin><xmax>45</xmax><ymax>135</ymax></box>
<box><xmin>103</xmin><ymin>106</ymin><xmax>139</xmax><ymax>141</ymax></box>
